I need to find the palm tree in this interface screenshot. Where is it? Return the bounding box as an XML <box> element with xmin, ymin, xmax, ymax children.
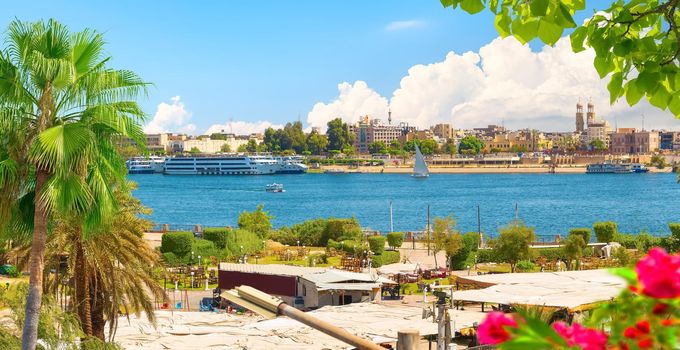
<box><xmin>39</xmin><ymin>185</ymin><xmax>166</xmax><ymax>341</ymax></box>
<box><xmin>0</xmin><ymin>19</ymin><xmax>147</xmax><ymax>349</ymax></box>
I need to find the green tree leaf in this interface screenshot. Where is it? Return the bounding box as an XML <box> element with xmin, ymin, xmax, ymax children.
<box><xmin>607</xmin><ymin>72</ymin><xmax>624</xmax><ymax>104</ymax></box>
<box><xmin>537</xmin><ymin>19</ymin><xmax>563</xmax><ymax>45</ymax></box>
<box><xmin>530</xmin><ymin>0</ymin><xmax>549</xmax><ymax>16</ymax></box>
<box><xmin>460</xmin><ymin>0</ymin><xmax>485</xmax><ymax>14</ymax></box>
<box><xmin>555</xmin><ymin>3</ymin><xmax>577</xmax><ymax>27</ymax></box>
<box><xmin>669</xmin><ymin>95</ymin><xmax>680</xmax><ymax>117</ymax></box>
<box><xmin>613</xmin><ymin>39</ymin><xmax>635</xmax><ymax>57</ymax></box>
<box><xmin>625</xmin><ymin>79</ymin><xmax>644</xmax><ymax>106</ymax></box>
<box><xmin>495</xmin><ymin>12</ymin><xmax>512</xmax><ymax>37</ymax></box>
<box><xmin>594</xmin><ymin>55</ymin><xmax>614</xmax><ymax>78</ymax></box>
<box><xmin>570</xmin><ymin>26</ymin><xmax>587</xmax><ymax>52</ymax></box>
<box><xmin>649</xmin><ymin>85</ymin><xmax>671</xmax><ymax>109</ymax></box>
<box><xmin>512</xmin><ymin>18</ymin><xmax>540</xmax><ymax>44</ymax></box>
<box><xmin>440</xmin><ymin>0</ymin><xmax>455</xmax><ymax>7</ymax></box>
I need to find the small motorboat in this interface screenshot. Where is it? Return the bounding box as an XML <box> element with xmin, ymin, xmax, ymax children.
<box><xmin>266</xmin><ymin>183</ymin><xmax>285</xmax><ymax>192</ymax></box>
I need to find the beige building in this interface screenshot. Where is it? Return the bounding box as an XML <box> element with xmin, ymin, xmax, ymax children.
<box><xmin>350</xmin><ymin>115</ymin><xmax>412</xmax><ymax>153</ymax></box>
<box><xmin>610</xmin><ymin>129</ymin><xmax>660</xmax><ymax>154</ymax></box>
<box><xmin>431</xmin><ymin>123</ymin><xmax>454</xmax><ymax>139</ymax></box>
<box><xmin>485</xmin><ymin>130</ymin><xmax>550</xmax><ymax>152</ymax></box>
<box><xmin>182</xmin><ymin>135</ymin><xmax>255</xmax><ymax>154</ymax></box>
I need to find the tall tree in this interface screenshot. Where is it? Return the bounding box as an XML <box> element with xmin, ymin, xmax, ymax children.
<box><xmin>368</xmin><ymin>140</ymin><xmax>387</xmax><ymax>154</ymax></box>
<box><xmin>38</xmin><ymin>184</ymin><xmax>165</xmax><ymax>341</ymax></box>
<box><xmin>306</xmin><ymin>130</ymin><xmax>328</xmax><ymax>155</ymax></box>
<box><xmin>440</xmin><ymin>0</ymin><xmax>680</xmax><ymax>118</ymax></box>
<box><xmin>491</xmin><ymin>221</ymin><xmax>535</xmax><ymax>272</ymax></box>
<box><xmin>458</xmin><ymin>135</ymin><xmax>484</xmax><ymax>155</ymax></box>
<box><xmin>326</xmin><ymin>118</ymin><xmax>354</xmax><ymax>152</ymax></box>
<box><xmin>432</xmin><ymin>215</ymin><xmax>460</xmax><ymax>268</ymax></box>
<box><xmin>284</xmin><ymin>121</ymin><xmax>307</xmax><ymax>154</ymax></box>
<box><xmin>0</xmin><ymin>19</ymin><xmax>147</xmax><ymax>349</ymax></box>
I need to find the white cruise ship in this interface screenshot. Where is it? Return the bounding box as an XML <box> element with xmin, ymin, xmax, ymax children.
<box><xmin>126</xmin><ymin>156</ymin><xmax>165</xmax><ymax>174</ymax></box>
<box><xmin>163</xmin><ymin>154</ymin><xmax>307</xmax><ymax>175</ymax></box>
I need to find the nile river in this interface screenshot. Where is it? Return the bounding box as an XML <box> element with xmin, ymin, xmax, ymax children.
<box><xmin>129</xmin><ymin>173</ymin><xmax>680</xmax><ymax>236</ymax></box>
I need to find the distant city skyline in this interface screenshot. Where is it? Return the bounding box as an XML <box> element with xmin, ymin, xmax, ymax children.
<box><xmin>4</xmin><ymin>1</ymin><xmax>679</xmax><ymax>134</ymax></box>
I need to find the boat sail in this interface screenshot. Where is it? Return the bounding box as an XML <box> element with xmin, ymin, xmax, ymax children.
<box><xmin>412</xmin><ymin>144</ymin><xmax>429</xmax><ymax>178</ymax></box>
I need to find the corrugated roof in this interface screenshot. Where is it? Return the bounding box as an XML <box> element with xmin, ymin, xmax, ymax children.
<box><xmin>301</xmin><ymin>269</ymin><xmax>395</xmax><ymax>285</ymax></box>
<box><xmin>218</xmin><ymin>263</ymin><xmax>326</xmax><ymax>277</ymax></box>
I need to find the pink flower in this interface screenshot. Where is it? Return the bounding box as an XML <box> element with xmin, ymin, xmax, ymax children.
<box><xmin>477</xmin><ymin>312</ymin><xmax>517</xmax><ymax>344</ymax></box>
<box><xmin>635</xmin><ymin>248</ymin><xmax>680</xmax><ymax>298</ymax></box>
<box><xmin>552</xmin><ymin>322</ymin><xmax>608</xmax><ymax>350</ymax></box>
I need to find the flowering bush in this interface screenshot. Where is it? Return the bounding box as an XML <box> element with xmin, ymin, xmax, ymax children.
<box><xmin>477</xmin><ymin>248</ymin><xmax>680</xmax><ymax>349</ymax></box>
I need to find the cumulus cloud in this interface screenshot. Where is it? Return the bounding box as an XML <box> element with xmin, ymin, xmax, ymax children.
<box><xmin>307</xmin><ymin>81</ymin><xmax>389</xmax><ymax>131</ymax></box>
<box><xmin>308</xmin><ymin>37</ymin><xmax>678</xmax><ymax>132</ymax></box>
<box><xmin>204</xmin><ymin>121</ymin><xmax>284</xmax><ymax>135</ymax></box>
<box><xmin>144</xmin><ymin>96</ymin><xmax>196</xmax><ymax>134</ymax></box>
<box><xmin>385</xmin><ymin>20</ymin><xmax>424</xmax><ymax>31</ymax></box>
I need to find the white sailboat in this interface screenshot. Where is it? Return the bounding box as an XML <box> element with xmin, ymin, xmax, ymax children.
<box><xmin>412</xmin><ymin>144</ymin><xmax>429</xmax><ymax>178</ymax></box>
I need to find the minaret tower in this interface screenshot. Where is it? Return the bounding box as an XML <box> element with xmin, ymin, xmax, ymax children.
<box><xmin>575</xmin><ymin>100</ymin><xmax>584</xmax><ymax>132</ymax></box>
<box><xmin>388</xmin><ymin>108</ymin><xmax>392</xmax><ymax>125</ymax></box>
<box><xmin>586</xmin><ymin>99</ymin><xmax>595</xmax><ymax>126</ymax></box>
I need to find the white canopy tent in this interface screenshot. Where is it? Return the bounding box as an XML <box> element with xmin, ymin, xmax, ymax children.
<box><xmin>450</xmin><ymin>269</ymin><xmax>626</xmax><ymax>311</ymax></box>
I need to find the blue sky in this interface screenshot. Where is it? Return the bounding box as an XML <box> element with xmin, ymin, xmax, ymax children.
<box><xmin>4</xmin><ymin>1</ymin><xmax>677</xmax><ymax>132</ymax></box>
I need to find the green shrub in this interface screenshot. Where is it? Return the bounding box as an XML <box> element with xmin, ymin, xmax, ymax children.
<box><xmin>386</xmin><ymin>232</ymin><xmax>404</xmax><ymax>248</ymax></box>
<box><xmin>614</xmin><ymin>232</ymin><xmax>637</xmax><ymax>249</ymax></box>
<box><xmin>634</xmin><ymin>232</ymin><xmax>660</xmax><ymax>253</ymax></box>
<box><xmin>224</xmin><ymin>229</ymin><xmax>264</xmax><ymax>256</ymax></box>
<box><xmin>569</xmin><ymin>228</ymin><xmax>592</xmax><ymax>244</ymax></box>
<box><xmin>449</xmin><ymin>232</ymin><xmax>481</xmax><ymax>269</ymax></box>
<box><xmin>162</xmin><ymin>252</ymin><xmax>182</xmax><ymax>266</ymax></box>
<box><xmin>368</xmin><ymin>236</ymin><xmax>386</xmax><ymax>255</ymax></box>
<box><xmin>612</xmin><ymin>246</ymin><xmax>632</xmax><ymax>267</ymax></box>
<box><xmin>476</xmin><ymin>249</ymin><xmax>497</xmax><ymax>263</ymax></box>
<box><xmin>292</xmin><ymin>218</ymin><xmax>328</xmax><ymax>246</ymax></box>
<box><xmin>339</xmin><ymin>240</ymin><xmax>360</xmax><ymax>255</ymax></box>
<box><xmin>593</xmin><ymin>222</ymin><xmax>617</xmax><ymax>243</ymax></box>
<box><xmin>269</xmin><ymin>227</ymin><xmax>298</xmax><ymax>246</ymax></box>
<box><xmin>203</xmin><ymin>228</ymin><xmax>228</xmax><ymax>249</ymax></box>
<box><xmin>160</xmin><ymin>231</ymin><xmax>194</xmax><ymax>257</ymax></box>
<box><xmin>515</xmin><ymin>260</ymin><xmax>535</xmax><ymax>272</ymax></box>
<box><xmin>532</xmin><ymin>247</ymin><xmax>567</xmax><ymax>261</ymax></box>
<box><xmin>322</xmin><ymin>218</ymin><xmax>362</xmax><ymax>245</ymax></box>
<box><xmin>666</xmin><ymin>223</ymin><xmax>680</xmax><ymax>252</ymax></box>
<box><xmin>371</xmin><ymin>251</ymin><xmax>400</xmax><ymax>267</ymax></box>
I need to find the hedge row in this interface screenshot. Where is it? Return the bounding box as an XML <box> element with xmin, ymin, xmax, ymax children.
<box><xmin>371</xmin><ymin>251</ymin><xmax>400</xmax><ymax>268</ymax></box>
<box><xmin>368</xmin><ymin>236</ymin><xmax>386</xmax><ymax>255</ymax></box>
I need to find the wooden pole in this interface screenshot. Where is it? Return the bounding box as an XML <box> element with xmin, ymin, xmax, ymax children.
<box><xmin>427</xmin><ymin>204</ymin><xmax>431</xmax><ymax>256</ymax></box>
<box><xmin>278</xmin><ymin>303</ymin><xmax>384</xmax><ymax>350</ymax></box>
<box><xmin>397</xmin><ymin>329</ymin><xmax>420</xmax><ymax>350</ymax></box>
<box><xmin>437</xmin><ymin>304</ymin><xmax>446</xmax><ymax>350</ymax></box>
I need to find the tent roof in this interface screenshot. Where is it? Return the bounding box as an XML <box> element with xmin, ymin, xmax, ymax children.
<box><xmin>450</xmin><ymin>269</ymin><xmax>625</xmax><ymax>310</ymax></box>
<box><xmin>377</xmin><ymin>263</ymin><xmax>420</xmax><ymax>275</ymax></box>
<box><xmin>301</xmin><ymin>270</ymin><xmax>395</xmax><ymax>290</ymax></box>
<box><xmin>218</xmin><ymin>263</ymin><xmax>326</xmax><ymax>277</ymax></box>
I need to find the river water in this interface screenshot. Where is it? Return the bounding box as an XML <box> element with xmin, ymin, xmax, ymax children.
<box><xmin>129</xmin><ymin>172</ymin><xmax>680</xmax><ymax>236</ymax></box>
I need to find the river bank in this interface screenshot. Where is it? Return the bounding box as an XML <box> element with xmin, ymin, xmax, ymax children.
<box><xmin>316</xmin><ymin>165</ymin><xmax>673</xmax><ymax>174</ymax></box>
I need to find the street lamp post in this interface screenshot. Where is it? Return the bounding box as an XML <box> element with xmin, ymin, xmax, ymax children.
<box><xmin>198</xmin><ymin>255</ymin><xmax>202</xmax><ymax>266</ymax></box>
<box><xmin>190</xmin><ymin>271</ymin><xmax>195</xmax><ymax>289</ymax></box>
<box><xmin>191</xmin><ymin>251</ymin><xmax>195</xmax><ymax>265</ymax></box>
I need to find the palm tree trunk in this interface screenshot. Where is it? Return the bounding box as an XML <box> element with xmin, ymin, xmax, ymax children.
<box><xmin>21</xmin><ymin>168</ymin><xmax>49</xmax><ymax>350</ymax></box>
<box><xmin>75</xmin><ymin>240</ymin><xmax>93</xmax><ymax>336</ymax></box>
<box><xmin>90</xmin><ymin>274</ymin><xmax>105</xmax><ymax>340</ymax></box>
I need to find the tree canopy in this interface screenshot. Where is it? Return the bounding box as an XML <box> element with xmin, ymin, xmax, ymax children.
<box><xmin>440</xmin><ymin>0</ymin><xmax>680</xmax><ymax>118</ymax></box>
<box><xmin>458</xmin><ymin>135</ymin><xmax>485</xmax><ymax>154</ymax></box>
<box><xmin>491</xmin><ymin>221</ymin><xmax>535</xmax><ymax>272</ymax></box>
<box><xmin>327</xmin><ymin>118</ymin><xmax>355</xmax><ymax>152</ymax></box>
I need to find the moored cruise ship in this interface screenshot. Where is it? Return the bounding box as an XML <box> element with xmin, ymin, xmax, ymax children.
<box><xmin>586</xmin><ymin>162</ymin><xmax>633</xmax><ymax>174</ymax></box>
<box><xmin>163</xmin><ymin>154</ymin><xmax>307</xmax><ymax>175</ymax></box>
<box><xmin>126</xmin><ymin>156</ymin><xmax>166</xmax><ymax>174</ymax></box>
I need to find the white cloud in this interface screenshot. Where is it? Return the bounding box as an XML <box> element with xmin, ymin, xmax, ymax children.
<box><xmin>308</xmin><ymin>37</ymin><xmax>678</xmax><ymax>132</ymax></box>
<box><xmin>306</xmin><ymin>81</ymin><xmax>389</xmax><ymax>132</ymax></box>
<box><xmin>204</xmin><ymin>121</ymin><xmax>284</xmax><ymax>135</ymax></box>
<box><xmin>385</xmin><ymin>20</ymin><xmax>424</xmax><ymax>31</ymax></box>
<box><xmin>144</xmin><ymin>96</ymin><xmax>196</xmax><ymax>134</ymax></box>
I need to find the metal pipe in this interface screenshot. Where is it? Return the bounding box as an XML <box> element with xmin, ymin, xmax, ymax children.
<box><xmin>277</xmin><ymin>303</ymin><xmax>384</xmax><ymax>350</ymax></box>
